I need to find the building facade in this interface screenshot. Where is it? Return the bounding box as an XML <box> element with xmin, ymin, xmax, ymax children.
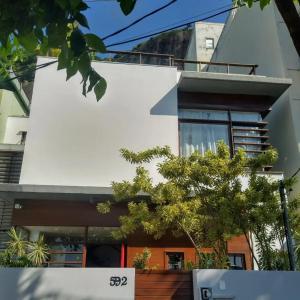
<box><xmin>0</xmin><ymin>53</ymin><xmax>290</xmax><ymax>270</ymax></box>
<box><xmin>185</xmin><ymin>21</ymin><xmax>224</xmax><ymax>71</ymax></box>
<box><xmin>207</xmin><ymin>2</ymin><xmax>300</xmax><ymax>196</ymax></box>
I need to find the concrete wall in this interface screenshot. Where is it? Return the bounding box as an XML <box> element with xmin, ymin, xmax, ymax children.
<box><xmin>0</xmin><ymin>268</ymin><xmax>135</xmax><ymax>300</ymax></box>
<box><xmin>185</xmin><ymin>22</ymin><xmax>224</xmax><ymax>71</ymax></box>
<box><xmin>0</xmin><ymin>90</ymin><xmax>26</xmax><ymax>144</ymax></box>
<box><xmin>20</xmin><ymin>58</ymin><xmax>179</xmax><ymax>187</ymax></box>
<box><xmin>211</xmin><ymin>2</ymin><xmax>300</xmax><ymax>195</ymax></box>
<box><xmin>193</xmin><ymin>269</ymin><xmax>300</xmax><ymax>300</ymax></box>
<box><xmin>3</xmin><ymin>116</ymin><xmax>28</xmax><ymax>144</ymax></box>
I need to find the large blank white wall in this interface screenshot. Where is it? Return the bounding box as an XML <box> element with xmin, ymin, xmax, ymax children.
<box><xmin>211</xmin><ymin>2</ymin><xmax>300</xmax><ymax>195</ymax></box>
<box><xmin>20</xmin><ymin>58</ymin><xmax>178</xmax><ymax>187</ymax></box>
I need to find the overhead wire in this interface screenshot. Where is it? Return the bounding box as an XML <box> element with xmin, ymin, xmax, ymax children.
<box><xmin>1</xmin><ymin>2</ymin><xmax>245</xmax><ymax>83</ymax></box>
<box><xmin>102</xmin><ymin>0</ymin><xmax>177</xmax><ymax>41</ymax></box>
<box><xmin>106</xmin><ymin>4</ymin><xmax>241</xmax><ymax>48</ymax></box>
<box><xmin>117</xmin><ymin>2</ymin><xmax>232</xmax><ymax>43</ymax></box>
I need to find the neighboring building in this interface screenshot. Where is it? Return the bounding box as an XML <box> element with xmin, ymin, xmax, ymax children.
<box><xmin>207</xmin><ymin>2</ymin><xmax>300</xmax><ymax>196</ymax></box>
<box><xmin>185</xmin><ymin>21</ymin><xmax>224</xmax><ymax>71</ymax></box>
<box><xmin>0</xmin><ymin>52</ymin><xmax>290</xmax><ymax>270</ymax></box>
<box><xmin>0</xmin><ymin>80</ymin><xmax>29</xmax><ymax>144</ymax></box>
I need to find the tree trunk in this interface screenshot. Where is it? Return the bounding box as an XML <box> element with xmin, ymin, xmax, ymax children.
<box><xmin>275</xmin><ymin>0</ymin><xmax>300</xmax><ymax>57</ymax></box>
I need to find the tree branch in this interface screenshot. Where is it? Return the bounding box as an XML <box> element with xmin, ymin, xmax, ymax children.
<box><xmin>243</xmin><ymin>230</ymin><xmax>260</xmax><ymax>270</ymax></box>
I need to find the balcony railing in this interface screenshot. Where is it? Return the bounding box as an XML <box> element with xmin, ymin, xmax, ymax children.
<box><xmin>97</xmin><ymin>50</ymin><xmax>258</xmax><ymax>75</ymax></box>
<box><xmin>0</xmin><ymin>145</ymin><xmax>24</xmax><ymax>184</ymax></box>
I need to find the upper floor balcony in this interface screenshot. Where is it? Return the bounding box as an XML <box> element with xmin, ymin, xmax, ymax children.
<box><xmin>0</xmin><ymin>53</ymin><xmax>292</xmax><ymax>186</ymax></box>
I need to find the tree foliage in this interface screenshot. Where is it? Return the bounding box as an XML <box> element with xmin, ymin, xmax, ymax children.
<box><xmin>0</xmin><ymin>0</ymin><xmax>136</xmax><ymax>100</ymax></box>
<box><xmin>98</xmin><ymin>143</ymin><xmax>300</xmax><ymax>269</ymax></box>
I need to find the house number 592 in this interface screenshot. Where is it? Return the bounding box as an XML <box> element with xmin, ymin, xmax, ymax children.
<box><xmin>110</xmin><ymin>276</ymin><xmax>127</xmax><ymax>286</ymax></box>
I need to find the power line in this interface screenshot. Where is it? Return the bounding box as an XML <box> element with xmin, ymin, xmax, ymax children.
<box><xmin>102</xmin><ymin>0</ymin><xmax>177</xmax><ymax>41</ymax></box>
<box><xmin>120</xmin><ymin>3</ymin><xmax>232</xmax><ymax>43</ymax></box>
<box><xmin>1</xmin><ymin>60</ymin><xmax>58</xmax><ymax>83</ymax></box>
<box><xmin>106</xmin><ymin>4</ymin><xmax>241</xmax><ymax>48</ymax></box>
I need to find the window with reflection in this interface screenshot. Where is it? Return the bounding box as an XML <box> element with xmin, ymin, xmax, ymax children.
<box><xmin>166</xmin><ymin>252</ymin><xmax>184</xmax><ymax>270</ymax></box>
<box><xmin>229</xmin><ymin>253</ymin><xmax>246</xmax><ymax>270</ymax></box>
<box><xmin>20</xmin><ymin>226</ymin><xmax>85</xmax><ymax>267</ymax></box>
<box><xmin>179</xmin><ymin>109</ymin><xmax>267</xmax><ymax>157</ymax></box>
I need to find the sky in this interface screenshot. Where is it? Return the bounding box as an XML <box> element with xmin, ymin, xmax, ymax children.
<box><xmin>84</xmin><ymin>0</ymin><xmax>232</xmax><ymax>51</ymax></box>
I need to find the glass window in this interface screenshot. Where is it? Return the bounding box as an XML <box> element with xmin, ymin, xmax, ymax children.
<box><xmin>229</xmin><ymin>254</ymin><xmax>245</xmax><ymax>270</ymax></box>
<box><xmin>180</xmin><ymin>123</ymin><xmax>229</xmax><ymax>156</ymax></box>
<box><xmin>166</xmin><ymin>252</ymin><xmax>184</xmax><ymax>270</ymax></box>
<box><xmin>231</xmin><ymin>112</ymin><xmax>262</xmax><ymax>122</ymax></box>
<box><xmin>179</xmin><ymin>109</ymin><xmax>228</xmax><ymax>121</ymax></box>
<box><xmin>205</xmin><ymin>38</ymin><xmax>214</xmax><ymax>49</ymax></box>
<box><xmin>23</xmin><ymin>226</ymin><xmax>85</xmax><ymax>267</ymax></box>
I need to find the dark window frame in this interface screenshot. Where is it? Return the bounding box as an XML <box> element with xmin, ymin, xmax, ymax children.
<box><xmin>228</xmin><ymin>253</ymin><xmax>246</xmax><ymax>270</ymax></box>
<box><xmin>205</xmin><ymin>38</ymin><xmax>215</xmax><ymax>49</ymax></box>
<box><xmin>178</xmin><ymin>108</ymin><xmax>268</xmax><ymax>157</ymax></box>
<box><xmin>165</xmin><ymin>251</ymin><xmax>185</xmax><ymax>270</ymax></box>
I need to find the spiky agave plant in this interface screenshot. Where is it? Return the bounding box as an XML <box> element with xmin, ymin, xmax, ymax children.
<box><xmin>27</xmin><ymin>235</ymin><xmax>49</xmax><ymax>266</ymax></box>
<box><xmin>6</xmin><ymin>227</ymin><xmax>27</xmax><ymax>257</ymax></box>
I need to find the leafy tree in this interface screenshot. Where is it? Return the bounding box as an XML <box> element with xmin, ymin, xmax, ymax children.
<box><xmin>236</xmin><ymin>0</ymin><xmax>300</xmax><ymax>57</ymax></box>
<box><xmin>98</xmin><ymin>142</ymin><xmax>295</xmax><ymax>269</ymax></box>
<box><xmin>0</xmin><ymin>0</ymin><xmax>136</xmax><ymax>100</ymax></box>
<box><xmin>0</xmin><ymin>228</ymin><xmax>49</xmax><ymax>267</ymax></box>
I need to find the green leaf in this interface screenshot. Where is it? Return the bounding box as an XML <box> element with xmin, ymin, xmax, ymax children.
<box><xmin>87</xmin><ymin>69</ymin><xmax>101</xmax><ymax>92</ymax></box>
<box><xmin>46</xmin><ymin>23</ymin><xmax>67</xmax><ymax>48</ymax></box>
<box><xmin>260</xmin><ymin>0</ymin><xmax>271</xmax><ymax>9</ymax></box>
<box><xmin>66</xmin><ymin>61</ymin><xmax>78</xmax><ymax>80</ymax></box>
<box><xmin>55</xmin><ymin>0</ymin><xmax>69</xmax><ymax>9</ymax></box>
<box><xmin>70</xmin><ymin>0</ymin><xmax>81</xmax><ymax>9</ymax></box>
<box><xmin>18</xmin><ymin>32</ymin><xmax>38</xmax><ymax>52</ymax></box>
<box><xmin>70</xmin><ymin>29</ymin><xmax>86</xmax><ymax>56</ymax></box>
<box><xmin>78</xmin><ymin>51</ymin><xmax>91</xmax><ymax>80</ymax></box>
<box><xmin>94</xmin><ymin>77</ymin><xmax>107</xmax><ymax>101</ymax></box>
<box><xmin>118</xmin><ymin>0</ymin><xmax>136</xmax><ymax>15</ymax></box>
<box><xmin>75</xmin><ymin>13</ymin><xmax>89</xmax><ymax>29</ymax></box>
<box><xmin>78</xmin><ymin>2</ymin><xmax>89</xmax><ymax>11</ymax></box>
<box><xmin>84</xmin><ymin>33</ymin><xmax>106</xmax><ymax>53</ymax></box>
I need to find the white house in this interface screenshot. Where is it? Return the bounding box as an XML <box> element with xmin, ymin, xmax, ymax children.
<box><xmin>0</xmin><ymin>50</ymin><xmax>291</xmax><ymax>273</ymax></box>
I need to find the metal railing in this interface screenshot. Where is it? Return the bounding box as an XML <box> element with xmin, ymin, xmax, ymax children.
<box><xmin>98</xmin><ymin>50</ymin><xmax>258</xmax><ymax>75</ymax></box>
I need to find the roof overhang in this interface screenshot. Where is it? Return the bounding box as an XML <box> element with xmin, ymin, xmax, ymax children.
<box><xmin>178</xmin><ymin>71</ymin><xmax>292</xmax><ymax>102</ymax></box>
<box><xmin>0</xmin><ymin>184</ymin><xmax>147</xmax><ymax>202</ymax></box>
<box><xmin>0</xmin><ymin>184</ymin><xmax>114</xmax><ymax>201</ymax></box>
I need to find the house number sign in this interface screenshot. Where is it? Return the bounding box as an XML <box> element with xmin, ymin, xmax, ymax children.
<box><xmin>110</xmin><ymin>276</ymin><xmax>128</xmax><ymax>286</ymax></box>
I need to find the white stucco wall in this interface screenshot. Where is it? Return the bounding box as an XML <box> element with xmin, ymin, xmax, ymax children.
<box><xmin>211</xmin><ymin>2</ymin><xmax>300</xmax><ymax>195</ymax></box>
<box><xmin>20</xmin><ymin>58</ymin><xmax>179</xmax><ymax>187</ymax></box>
<box><xmin>0</xmin><ymin>90</ymin><xmax>26</xmax><ymax>143</ymax></box>
<box><xmin>3</xmin><ymin>116</ymin><xmax>28</xmax><ymax>144</ymax></box>
<box><xmin>0</xmin><ymin>268</ymin><xmax>135</xmax><ymax>300</ymax></box>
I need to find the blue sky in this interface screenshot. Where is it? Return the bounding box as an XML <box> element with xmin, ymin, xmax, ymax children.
<box><xmin>84</xmin><ymin>0</ymin><xmax>232</xmax><ymax>50</ymax></box>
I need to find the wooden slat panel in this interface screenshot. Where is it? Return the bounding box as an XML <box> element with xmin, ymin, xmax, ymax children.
<box><xmin>135</xmin><ymin>271</ymin><xmax>193</xmax><ymax>300</ymax></box>
<box><xmin>136</xmin><ymin>281</ymin><xmax>192</xmax><ymax>289</ymax></box>
<box><xmin>136</xmin><ymin>288</ymin><xmax>192</xmax><ymax>296</ymax></box>
<box><xmin>136</xmin><ymin>296</ymin><xmax>192</xmax><ymax>300</ymax></box>
<box><xmin>136</xmin><ymin>273</ymin><xmax>192</xmax><ymax>282</ymax></box>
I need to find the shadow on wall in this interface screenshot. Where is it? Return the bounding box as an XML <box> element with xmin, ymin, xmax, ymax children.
<box><xmin>194</xmin><ymin>269</ymin><xmax>300</xmax><ymax>299</ymax></box>
<box><xmin>150</xmin><ymin>86</ymin><xmax>178</xmax><ymax>116</ymax></box>
<box><xmin>0</xmin><ymin>269</ymin><xmax>99</xmax><ymax>300</ymax></box>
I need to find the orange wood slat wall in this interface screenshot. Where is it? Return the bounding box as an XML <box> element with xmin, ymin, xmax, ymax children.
<box><xmin>127</xmin><ymin>234</ymin><xmax>252</xmax><ymax>270</ymax></box>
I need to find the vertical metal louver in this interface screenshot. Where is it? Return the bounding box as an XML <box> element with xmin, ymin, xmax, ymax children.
<box><xmin>0</xmin><ymin>150</ymin><xmax>23</xmax><ymax>184</ymax></box>
<box><xmin>0</xmin><ymin>198</ymin><xmax>14</xmax><ymax>251</ymax></box>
